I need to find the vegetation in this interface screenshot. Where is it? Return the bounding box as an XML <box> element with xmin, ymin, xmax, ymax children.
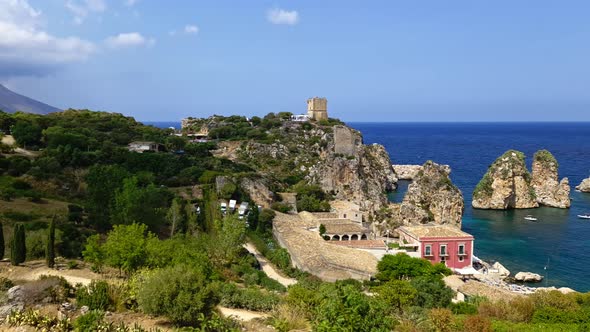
<box><xmin>534</xmin><ymin>149</ymin><xmax>559</xmax><ymax>167</ymax></box>
<box><xmin>2</xmin><ymin>110</ymin><xmax>590</xmax><ymax>331</ymax></box>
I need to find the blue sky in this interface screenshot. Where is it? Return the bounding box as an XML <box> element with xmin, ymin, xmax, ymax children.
<box><xmin>2</xmin><ymin>0</ymin><xmax>590</xmax><ymax>121</ymax></box>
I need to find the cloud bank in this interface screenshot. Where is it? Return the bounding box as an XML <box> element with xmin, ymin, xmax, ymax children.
<box><xmin>267</xmin><ymin>8</ymin><xmax>299</xmax><ymax>25</ymax></box>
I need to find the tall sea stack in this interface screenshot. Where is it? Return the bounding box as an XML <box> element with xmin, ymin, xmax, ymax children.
<box><xmin>472</xmin><ymin>150</ymin><xmax>538</xmax><ymax>209</ymax></box>
<box><xmin>531</xmin><ymin>150</ymin><xmax>570</xmax><ymax>208</ymax></box>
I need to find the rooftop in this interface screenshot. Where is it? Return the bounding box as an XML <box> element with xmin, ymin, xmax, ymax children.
<box><xmin>398</xmin><ymin>224</ymin><xmax>473</xmax><ymax>239</ymax></box>
<box><xmin>331</xmin><ymin>200</ymin><xmax>361</xmax><ymax>212</ymax></box>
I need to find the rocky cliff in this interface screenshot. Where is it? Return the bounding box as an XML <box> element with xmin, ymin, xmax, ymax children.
<box><xmin>472</xmin><ymin>150</ymin><xmax>538</xmax><ymax>209</ymax></box>
<box><xmin>392</xmin><ymin>161</ymin><xmax>464</xmax><ymax>227</ymax></box>
<box><xmin>576</xmin><ymin>178</ymin><xmax>590</xmax><ymax>193</ymax></box>
<box><xmin>531</xmin><ymin>150</ymin><xmax>570</xmax><ymax>208</ymax></box>
<box><xmin>233</xmin><ymin>122</ymin><xmax>397</xmax><ymax>219</ymax></box>
<box><xmin>393</xmin><ymin>164</ymin><xmax>451</xmax><ymax>180</ymax></box>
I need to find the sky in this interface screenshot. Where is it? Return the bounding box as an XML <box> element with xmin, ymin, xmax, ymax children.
<box><xmin>2</xmin><ymin>0</ymin><xmax>590</xmax><ymax>122</ymax></box>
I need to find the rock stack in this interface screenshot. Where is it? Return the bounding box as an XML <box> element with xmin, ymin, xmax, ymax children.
<box><xmin>530</xmin><ymin>150</ymin><xmax>570</xmax><ymax>208</ymax></box>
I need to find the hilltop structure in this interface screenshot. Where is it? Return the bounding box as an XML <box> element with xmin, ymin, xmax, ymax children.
<box><xmin>307</xmin><ymin>97</ymin><xmax>328</xmax><ymax>121</ymax></box>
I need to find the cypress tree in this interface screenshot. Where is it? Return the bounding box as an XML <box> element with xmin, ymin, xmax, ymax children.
<box><xmin>46</xmin><ymin>217</ymin><xmax>56</xmax><ymax>268</ymax></box>
<box><xmin>11</xmin><ymin>224</ymin><xmax>25</xmax><ymax>266</ymax></box>
<box><xmin>0</xmin><ymin>221</ymin><xmax>4</xmax><ymax>261</ymax></box>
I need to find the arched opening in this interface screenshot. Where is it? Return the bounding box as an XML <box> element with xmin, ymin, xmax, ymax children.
<box><xmin>342</xmin><ymin>234</ymin><xmax>350</xmax><ymax>241</ymax></box>
<box><xmin>332</xmin><ymin>235</ymin><xmax>340</xmax><ymax>241</ymax></box>
<box><xmin>360</xmin><ymin>234</ymin><xmax>367</xmax><ymax>240</ymax></box>
<box><xmin>351</xmin><ymin>234</ymin><xmax>359</xmax><ymax>241</ymax></box>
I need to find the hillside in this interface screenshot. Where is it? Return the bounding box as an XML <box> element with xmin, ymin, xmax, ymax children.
<box><xmin>0</xmin><ymin>84</ymin><xmax>61</xmax><ymax>114</ymax></box>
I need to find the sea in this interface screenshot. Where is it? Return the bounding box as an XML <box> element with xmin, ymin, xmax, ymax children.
<box><xmin>146</xmin><ymin>121</ymin><xmax>590</xmax><ymax>292</ymax></box>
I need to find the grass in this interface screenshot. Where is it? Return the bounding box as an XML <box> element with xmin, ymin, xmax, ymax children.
<box><xmin>0</xmin><ymin>198</ymin><xmax>69</xmax><ymax>224</ymax></box>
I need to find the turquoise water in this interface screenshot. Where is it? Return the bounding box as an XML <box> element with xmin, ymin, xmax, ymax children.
<box><xmin>354</xmin><ymin>122</ymin><xmax>590</xmax><ymax>292</ymax></box>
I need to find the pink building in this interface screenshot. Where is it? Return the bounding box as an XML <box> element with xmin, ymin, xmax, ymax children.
<box><xmin>397</xmin><ymin>224</ymin><xmax>474</xmax><ymax>270</ymax></box>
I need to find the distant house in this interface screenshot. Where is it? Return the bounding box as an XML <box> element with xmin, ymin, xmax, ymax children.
<box><xmin>127</xmin><ymin>141</ymin><xmax>161</xmax><ymax>153</ymax></box>
<box><xmin>396</xmin><ymin>224</ymin><xmax>474</xmax><ymax>270</ymax></box>
<box><xmin>291</xmin><ymin>114</ymin><xmax>310</xmax><ymax>122</ymax></box>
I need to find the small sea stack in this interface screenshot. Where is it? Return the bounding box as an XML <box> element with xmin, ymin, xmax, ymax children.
<box><xmin>576</xmin><ymin>177</ymin><xmax>590</xmax><ymax>193</ymax></box>
<box><xmin>472</xmin><ymin>150</ymin><xmax>538</xmax><ymax>210</ymax></box>
<box><xmin>531</xmin><ymin>150</ymin><xmax>570</xmax><ymax>208</ymax></box>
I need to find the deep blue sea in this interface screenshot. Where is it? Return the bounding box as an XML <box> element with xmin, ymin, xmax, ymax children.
<box><xmin>146</xmin><ymin>121</ymin><xmax>590</xmax><ymax>292</ymax></box>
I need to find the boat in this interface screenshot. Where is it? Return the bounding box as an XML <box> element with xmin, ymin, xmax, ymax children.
<box><xmin>577</xmin><ymin>214</ymin><xmax>590</xmax><ymax>219</ymax></box>
<box><xmin>524</xmin><ymin>215</ymin><xmax>538</xmax><ymax>221</ymax></box>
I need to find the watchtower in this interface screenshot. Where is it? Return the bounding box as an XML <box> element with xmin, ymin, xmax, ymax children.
<box><xmin>307</xmin><ymin>97</ymin><xmax>328</xmax><ymax>121</ymax></box>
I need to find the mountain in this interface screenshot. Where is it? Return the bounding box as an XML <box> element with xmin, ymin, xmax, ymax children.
<box><xmin>0</xmin><ymin>84</ymin><xmax>61</xmax><ymax>114</ymax></box>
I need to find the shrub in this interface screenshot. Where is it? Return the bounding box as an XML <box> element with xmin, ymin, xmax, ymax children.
<box><xmin>463</xmin><ymin>315</ymin><xmax>492</xmax><ymax>332</ymax></box>
<box><xmin>0</xmin><ymin>277</ymin><xmax>14</xmax><ymax>291</ymax></box>
<box><xmin>410</xmin><ymin>277</ymin><xmax>453</xmax><ymax>309</ymax></box>
<box><xmin>74</xmin><ymin>310</ymin><xmax>105</xmax><ymax>331</ymax></box>
<box><xmin>270</xmin><ymin>304</ymin><xmax>310</xmax><ymax>332</ymax></box>
<box><xmin>218</xmin><ymin>283</ymin><xmax>280</xmax><ymax>312</ymax></box>
<box><xmin>67</xmin><ymin>260</ymin><xmax>79</xmax><ymax>269</ymax></box>
<box><xmin>136</xmin><ymin>265</ymin><xmax>217</xmax><ymax>326</ymax></box>
<box><xmin>429</xmin><ymin>308</ymin><xmax>453</xmax><ymax>332</ymax></box>
<box><xmin>76</xmin><ymin>280</ymin><xmax>113</xmax><ymax>311</ymax></box>
<box><xmin>450</xmin><ymin>301</ymin><xmax>477</xmax><ymax>315</ymax></box>
<box><xmin>271</xmin><ymin>202</ymin><xmax>291</xmax><ymax>213</ymax></box>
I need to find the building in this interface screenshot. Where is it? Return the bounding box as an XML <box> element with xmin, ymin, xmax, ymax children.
<box><xmin>290</xmin><ymin>114</ymin><xmax>310</xmax><ymax>122</ymax></box>
<box><xmin>307</xmin><ymin>97</ymin><xmax>328</xmax><ymax>121</ymax></box>
<box><xmin>331</xmin><ymin>200</ymin><xmax>363</xmax><ymax>223</ymax></box>
<box><xmin>396</xmin><ymin>224</ymin><xmax>474</xmax><ymax>270</ymax></box>
<box><xmin>127</xmin><ymin>141</ymin><xmax>161</xmax><ymax>153</ymax></box>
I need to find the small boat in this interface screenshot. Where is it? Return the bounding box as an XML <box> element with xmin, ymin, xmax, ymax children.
<box><xmin>524</xmin><ymin>215</ymin><xmax>538</xmax><ymax>221</ymax></box>
<box><xmin>578</xmin><ymin>214</ymin><xmax>590</xmax><ymax>219</ymax></box>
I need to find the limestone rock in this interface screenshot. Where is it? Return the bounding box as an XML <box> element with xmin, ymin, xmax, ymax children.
<box><xmin>492</xmin><ymin>262</ymin><xmax>510</xmax><ymax>278</ymax></box>
<box><xmin>531</xmin><ymin>150</ymin><xmax>570</xmax><ymax>208</ymax></box>
<box><xmin>514</xmin><ymin>271</ymin><xmax>543</xmax><ymax>282</ymax></box>
<box><xmin>394</xmin><ymin>161</ymin><xmax>464</xmax><ymax>227</ymax></box>
<box><xmin>393</xmin><ymin>164</ymin><xmax>450</xmax><ymax>180</ymax></box>
<box><xmin>240</xmin><ymin>177</ymin><xmax>275</xmax><ymax>208</ymax></box>
<box><xmin>472</xmin><ymin>150</ymin><xmax>538</xmax><ymax>210</ymax></box>
<box><xmin>558</xmin><ymin>287</ymin><xmax>576</xmax><ymax>294</ymax></box>
<box><xmin>576</xmin><ymin>177</ymin><xmax>590</xmax><ymax>193</ymax></box>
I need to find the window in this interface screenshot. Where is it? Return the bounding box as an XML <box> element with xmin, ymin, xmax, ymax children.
<box><xmin>459</xmin><ymin>256</ymin><xmax>464</xmax><ymax>262</ymax></box>
<box><xmin>424</xmin><ymin>244</ymin><xmax>432</xmax><ymax>256</ymax></box>
<box><xmin>458</xmin><ymin>243</ymin><xmax>466</xmax><ymax>255</ymax></box>
<box><xmin>440</xmin><ymin>244</ymin><xmax>448</xmax><ymax>256</ymax></box>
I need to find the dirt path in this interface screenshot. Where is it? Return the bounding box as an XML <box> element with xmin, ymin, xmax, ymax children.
<box><xmin>217</xmin><ymin>306</ymin><xmax>269</xmax><ymax>321</ymax></box>
<box><xmin>0</xmin><ymin>262</ymin><xmax>101</xmax><ymax>286</ymax></box>
<box><xmin>243</xmin><ymin>243</ymin><xmax>297</xmax><ymax>287</ymax></box>
<box><xmin>1</xmin><ymin>135</ymin><xmax>38</xmax><ymax>157</ymax></box>
<box><xmin>1</xmin><ymin>135</ymin><xmax>15</xmax><ymax>146</ymax></box>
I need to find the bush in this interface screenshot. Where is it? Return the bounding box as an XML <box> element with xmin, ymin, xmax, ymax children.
<box><xmin>271</xmin><ymin>202</ymin><xmax>291</xmax><ymax>213</ymax></box>
<box><xmin>463</xmin><ymin>315</ymin><xmax>492</xmax><ymax>332</ymax></box>
<box><xmin>218</xmin><ymin>283</ymin><xmax>280</xmax><ymax>312</ymax></box>
<box><xmin>67</xmin><ymin>260</ymin><xmax>79</xmax><ymax>269</ymax></box>
<box><xmin>74</xmin><ymin>310</ymin><xmax>105</xmax><ymax>331</ymax></box>
<box><xmin>76</xmin><ymin>280</ymin><xmax>113</xmax><ymax>311</ymax></box>
<box><xmin>0</xmin><ymin>277</ymin><xmax>14</xmax><ymax>291</ymax></box>
<box><xmin>450</xmin><ymin>301</ymin><xmax>478</xmax><ymax>315</ymax></box>
<box><xmin>136</xmin><ymin>265</ymin><xmax>217</xmax><ymax>326</ymax></box>
<box><xmin>429</xmin><ymin>308</ymin><xmax>453</xmax><ymax>332</ymax></box>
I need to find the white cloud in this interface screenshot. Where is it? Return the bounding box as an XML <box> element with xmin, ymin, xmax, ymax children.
<box><xmin>184</xmin><ymin>24</ymin><xmax>199</xmax><ymax>34</ymax></box>
<box><xmin>125</xmin><ymin>0</ymin><xmax>139</xmax><ymax>6</ymax></box>
<box><xmin>0</xmin><ymin>0</ymin><xmax>96</xmax><ymax>77</ymax></box>
<box><xmin>66</xmin><ymin>0</ymin><xmax>106</xmax><ymax>24</ymax></box>
<box><xmin>105</xmin><ymin>32</ymin><xmax>155</xmax><ymax>49</ymax></box>
<box><xmin>267</xmin><ymin>8</ymin><xmax>299</xmax><ymax>25</ymax></box>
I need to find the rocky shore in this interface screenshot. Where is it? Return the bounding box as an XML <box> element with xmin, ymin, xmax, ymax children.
<box><xmin>576</xmin><ymin>177</ymin><xmax>590</xmax><ymax>192</ymax></box>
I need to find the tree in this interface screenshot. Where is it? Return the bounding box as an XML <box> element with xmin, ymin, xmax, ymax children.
<box><xmin>410</xmin><ymin>276</ymin><xmax>454</xmax><ymax>308</ymax></box>
<box><xmin>166</xmin><ymin>135</ymin><xmax>187</xmax><ymax>151</ymax></box>
<box><xmin>0</xmin><ymin>221</ymin><xmax>4</xmax><ymax>260</ymax></box>
<box><xmin>11</xmin><ymin>120</ymin><xmax>42</xmax><ymax>149</ymax></box>
<box><xmin>86</xmin><ymin>165</ymin><xmax>129</xmax><ymax>230</ymax></box>
<box><xmin>376</xmin><ymin>253</ymin><xmax>451</xmax><ymax>282</ymax></box>
<box><xmin>319</xmin><ymin>224</ymin><xmax>326</xmax><ymax>236</ymax></box>
<box><xmin>257</xmin><ymin>209</ymin><xmax>275</xmax><ymax>234</ymax></box>
<box><xmin>211</xmin><ymin>215</ymin><xmax>246</xmax><ymax>266</ymax></box>
<box><xmin>82</xmin><ymin>234</ymin><xmax>104</xmax><ymax>272</ymax></box>
<box><xmin>103</xmin><ymin>223</ymin><xmax>153</xmax><ymax>275</ymax></box>
<box><xmin>167</xmin><ymin>198</ymin><xmax>185</xmax><ymax>236</ymax></box>
<box><xmin>10</xmin><ymin>224</ymin><xmax>26</xmax><ymax>266</ymax></box>
<box><xmin>46</xmin><ymin>216</ymin><xmax>56</xmax><ymax>268</ymax></box>
<box><xmin>375</xmin><ymin>280</ymin><xmax>417</xmax><ymax>313</ymax></box>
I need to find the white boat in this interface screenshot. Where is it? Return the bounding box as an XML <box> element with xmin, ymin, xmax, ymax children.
<box><xmin>578</xmin><ymin>214</ymin><xmax>590</xmax><ymax>219</ymax></box>
<box><xmin>524</xmin><ymin>215</ymin><xmax>538</xmax><ymax>221</ymax></box>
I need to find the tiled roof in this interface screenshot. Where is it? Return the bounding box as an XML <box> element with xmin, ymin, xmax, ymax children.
<box><xmin>398</xmin><ymin>224</ymin><xmax>473</xmax><ymax>239</ymax></box>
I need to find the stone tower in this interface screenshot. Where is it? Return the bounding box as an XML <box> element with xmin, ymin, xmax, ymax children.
<box><xmin>307</xmin><ymin>97</ymin><xmax>328</xmax><ymax>121</ymax></box>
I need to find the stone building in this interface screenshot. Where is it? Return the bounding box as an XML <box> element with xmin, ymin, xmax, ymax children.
<box><xmin>307</xmin><ymin>97</ymin><xmax>328</xmax><ymax>121</ymax></box>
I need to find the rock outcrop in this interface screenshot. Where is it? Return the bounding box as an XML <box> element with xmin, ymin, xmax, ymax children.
<box><xmin>236</xmin><ymin>122</ymin><xmax>398</xmax><ymax>219</ymax></box>
<box><xmin>531</xmin><ymin>150</ymin><xmax>570</xmax><ymax>208</ymax></box>
<box><xmin>472</xmin><ymin>150</ymin><xmax>538</xmax><ymax>210</ymax></box>
<box><xmin>393</xmin><ymin>164</ymin><xmax>450</xmax><ymax>180</ymax></box>
<box><xmin>576</xmin><ymin>177</ymin><xmax>590</xmax><ymax>193</ymax></box>
<box><xmin>514</xmin><ymin>271</ymin><xmax>543</xmax><ymax>282</ymax></box>
<box><xmin>308</xmin><ymin>126</ymin><xmax>398</xmax><ymax>217</ymax></box>
<box><xmin>493</xmin><ymin>262</ymin><xmax>510</xmax><ymax>278</ymax></box>
<box><xmin>240</xmin><ymin>177</ymin><xmax>275</xmax><ymax>208</ymax></box>
<box><xmin>393</xmin><ymin>161</ymin><xmax>464</xmax><ymax>227</ymax></box>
